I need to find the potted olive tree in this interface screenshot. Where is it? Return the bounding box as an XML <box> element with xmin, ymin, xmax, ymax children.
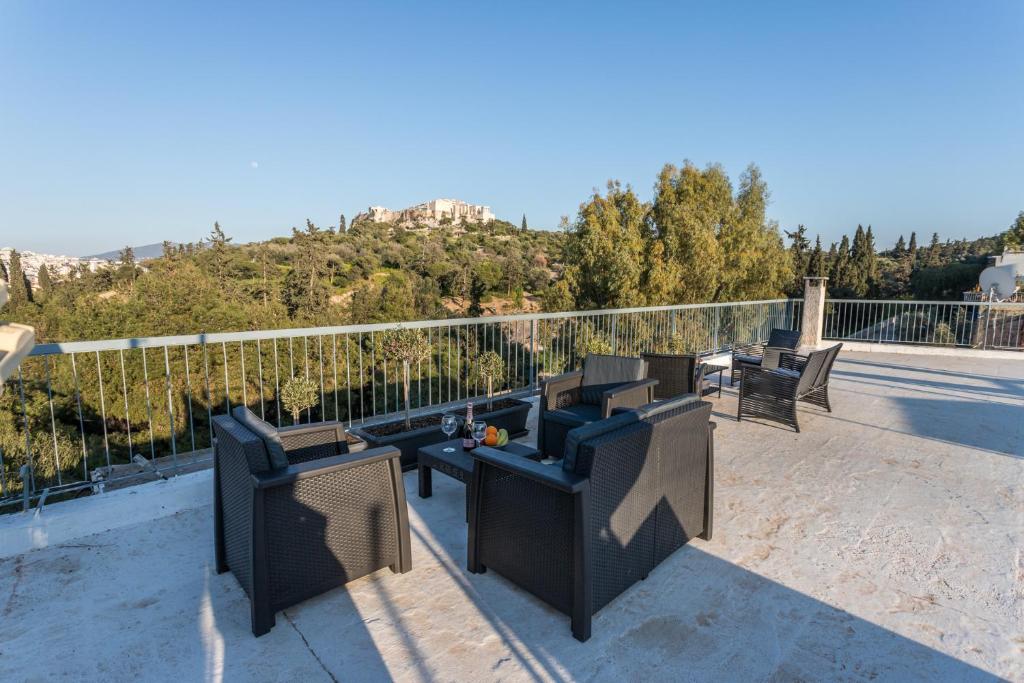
<box><xmin>463</xmin><ymin>350</ymin><xmax>531</xmax><ymax>438</ymax></box>
<box><xmin>281</xmin><ymin>375</ymin><xmax>319</xmax><ymax>424</ymax></box>
<box><xmin>349</xmin><ymin>327</ymin><xmax>448</xmax><ymax>469</ymax></box>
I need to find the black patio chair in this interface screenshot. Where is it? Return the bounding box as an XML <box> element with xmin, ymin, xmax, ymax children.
<box><xmin>213</xmin><ymin>408</ymin><xmax>412</xmax><ymax>636</ymax></box>
<box><xmin>536</xmin><ymin>353</ymin><xmax>657</xmax><ymax>458</ymax></box>
<box><xmin>731</xmin><ymin>328</ymin><xmax>802</xmax><ymax>384</ymax></box>
<box><xmin>640</xmin><ymin>352</ymin><xmax>705</xmax><ymax>399</ymax></box>
<box><xmin>737</xmin><ymin>343</ymin><xmax>843</xmax><ymax>432</ymax></box>
<box><xmin>468</xmin><ymin>394</ymin><xmax>715</xmax><ymax>641</ymax></box>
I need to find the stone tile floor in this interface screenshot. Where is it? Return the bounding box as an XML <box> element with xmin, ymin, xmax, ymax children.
<box><xmin>0</xmin><ymin>352</ymin><xmax>1021</xmax><ymax>681</ymax></box>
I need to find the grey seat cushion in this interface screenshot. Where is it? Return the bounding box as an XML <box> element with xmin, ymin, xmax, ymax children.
<box><xmin>733</xmin><ymin>354</ymin><xmax>763</xmax><ymax>365</ymax></box>
<box><xmin>544</xmin><ymin>404</ymin><xmax>602</xmax><ymax>427</ymax></box>
<box><xmin>769</xmin><ymin>367</ymin><xmax>801</xmax><ymax>379</ymax></box>
<box><xmin>232</xmin><ymin>406</ymin><xmax>289</xmax><ymax>469</ymax></box>
<box><xmin>582</xmin><ymin>354</ymin><xmax>646</xmax><ymax>387</ymax></box>
<box><xmin>562</xmin><ymin>411</ymin><xmax>639</xmax><ymax>473</ymax></box>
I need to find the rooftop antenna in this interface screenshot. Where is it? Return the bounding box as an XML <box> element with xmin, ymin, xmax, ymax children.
<box><xmin>0</xmin><ymin>281</ymin><xmax>36</xmax><ymax>396</ymax></box>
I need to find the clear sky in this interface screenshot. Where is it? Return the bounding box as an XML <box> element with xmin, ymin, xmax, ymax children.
<box><xmin>2</xmin><ymin>1</ymin><xmax>1022</xmax><ymax>255</ymax></box>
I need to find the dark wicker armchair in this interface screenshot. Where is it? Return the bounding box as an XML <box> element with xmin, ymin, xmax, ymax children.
<box><xmin>731</xmin><ymin>328</ymin><xmax>802</xmax><ymax>384</ymax></box>
<box><xmin>468</xmin><ymin>394</ymin><xmax>715</xmax><ymax>641</ymax></box>
<box><xmin>737</xmin><ymin>343</ymin><xmax>843</xmax><ymax>432</ymax></box>
<box><xmin>640</xmin><ymin>352</ymin><xmax>705</xmax><ymax>399</ymax></box>
<box><xmin>537</xmin><ymin>353</ymin><xmax>657</xmax><ymax>458</ymax></box>
<box><xmin>213</xmin><ymin>409</ymin><xmax>412</xmax><ymax>636</ymax></box>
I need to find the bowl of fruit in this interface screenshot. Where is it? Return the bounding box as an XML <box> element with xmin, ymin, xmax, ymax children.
<box><xmin>481</xmin><ymin>425</ymin><xmax>510</xmax><ymax>448</ymax></box>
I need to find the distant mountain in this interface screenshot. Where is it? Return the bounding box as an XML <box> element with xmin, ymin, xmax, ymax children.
<box><xmin>83</xmin><ymin>243</ymin><xmax>177</xmax><ymax>261</ymax></box>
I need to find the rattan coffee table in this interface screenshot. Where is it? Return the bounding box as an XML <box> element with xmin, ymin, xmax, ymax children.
<box><xmin>417</xmin><ymin>438</ymin><xmax>542</xmax><ymax>519</ymax></box>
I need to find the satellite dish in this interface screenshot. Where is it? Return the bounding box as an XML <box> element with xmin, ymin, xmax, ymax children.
<box><xmin>0</xmin><ymin>282</ymin><xmax>37</xmax><ymax>395</ymax></box>
<box><xmin>979</xmin><ymin>264</ymin><xmax>1021</xmax><ymax>301</ymax></box>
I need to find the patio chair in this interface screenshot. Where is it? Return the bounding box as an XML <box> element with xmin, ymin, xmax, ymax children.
<box><xmin>213</xmin><ymin>408</ymin><xmax>412</xmax><ymax>636</ymax></box>
<box><xmin>468</xmin><ymin>394</ymin><xmax>715</xmax><ymax>641</ymax></box>
<box><xmin>640</xmin><ymin>352</ymin><xmax>705</xmax><ymax>399</ymax></box>
<box><xmin>537</xmin><ymin>353</ymin><xmax>658</xmax><ymax>458</ymax></box>
<box><xmin>737</xmin><ymin>343</ymin><xmax>843</xmax><ymax>432</ymax></box>
<box><xmin>731</xmin><ymin>328</ymin><xmax>801</xmax><ymax>384</ymax></box>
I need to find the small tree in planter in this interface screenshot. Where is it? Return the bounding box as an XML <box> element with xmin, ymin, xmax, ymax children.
<box><xmin>473</xmin><ymin>351</ymin><xmax>506</xmax><ymax>411</ymax></box>
<box><xmin>378</xmin><ymin>327</ymin><xmax>432</xmax><ymax>430</ymax></box>
<box><xmin>281</xmin><ymin>375</ymin><xmax>319</xmax><ymax>424</ymax></box>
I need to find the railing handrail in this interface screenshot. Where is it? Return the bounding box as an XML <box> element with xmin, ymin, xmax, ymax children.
<box><xmin>825</xmin><ymin>297</ymin><xmax>1024</xmax><ymax>307</ymax></box>
<box><xmin>29</xmin><ymin>298</ymin><xmax>798</xmax><ymax>356</ymax></box>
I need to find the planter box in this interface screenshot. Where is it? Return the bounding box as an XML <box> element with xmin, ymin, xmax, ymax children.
<box><xmin>461</xmin><ymin>398</ymin><xmax>531</xmax><ymax>439</ymax></box>
<box><xmin>348</xmin><ymin>398</ymin><xmax>532</xmax><ymax>471</ymax></box>
<box><xmin>350</xmin><ymin>417</ymin><xmax>448</xmax><ymax>471</ymax></box>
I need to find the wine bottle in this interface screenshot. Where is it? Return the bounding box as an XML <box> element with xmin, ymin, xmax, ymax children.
<box><xmin>462</xmin><ymin>402</ymin><xmax>476</xmax><ymax>450</ymax></box>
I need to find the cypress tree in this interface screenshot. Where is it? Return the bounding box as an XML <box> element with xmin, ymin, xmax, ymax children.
<box><xmin>926</xmin><ymin>232</ymin><xmax>942</xmax><ymax>267</ymax></box>
<box><xmin>339</xmin><ymin>213</ymin><xmax>347</xmax><ymax>234</ymax></box>
<box><xmin>521</xmin><ymin>214</ymin><xmax>528</xmax><ymax>232</ymax></box>
<box><xmin>37</xmin><ymin>263</ymin><xmax>53</xmax><ymax>298</ymax></box>
<box><xmin>808</xmin><ymin>236</ymin><xmax>826</xmax><ymax>277</ymax></box>
<box><xmin>893</xmin><ymin>235</ymin><xmax>906</xmax><ymax>259</ymax></box>
<box><xmin>0</xmin><ymin>255</ymin><xmax>8</xmax><ymax>282</ymax></box>
<box><xmin>833</xmin><ymin>235</ymin><xmax>852</xmax><ymax>294</ymax></box>
<box><xmin>785</xmin><ymin>224</ymin><xmax>810</xmax><ymax>293</ymax></box>
<box><xmin>7</xmin><ymin>249</ymin><xmax>31</xmax><ymax>306</ymax></box>
<box><xmin>907</xmin><ymin>231</ymin><xmax>918</xmax><ymax>264</ymax></box>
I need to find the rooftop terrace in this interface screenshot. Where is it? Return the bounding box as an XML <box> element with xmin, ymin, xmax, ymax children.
<box><xmin>1</xmin><ymin>350</ymin><xmax>1021</xmax><ymax>681</ymax></box>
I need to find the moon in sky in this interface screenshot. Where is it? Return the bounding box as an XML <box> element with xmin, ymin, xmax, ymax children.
<box><xmin>250</xmin><ymin>161</ymin><xmax>259</xmax><ymax>169</ymax></box>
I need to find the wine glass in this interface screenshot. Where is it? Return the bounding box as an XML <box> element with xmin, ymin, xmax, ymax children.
<box><xmin>472</xmin><ymin>421</ymin><xmax>487</xmax><ymax>448</ymax></box>
<box><xmin>440</xmin><ymin>413</ymin><xmax>458</xmax><ymax>452</ymax></box>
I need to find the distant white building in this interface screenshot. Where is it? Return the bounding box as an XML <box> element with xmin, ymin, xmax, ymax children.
<box><xmin>0</xmin><ymin>247</ymin><xmax>110</xmax><ymax>287</ymax></box>
<box><xmin>357</xmin><ymin>199</ymin><xmax>495</xmax><ymax>228</ymax></box>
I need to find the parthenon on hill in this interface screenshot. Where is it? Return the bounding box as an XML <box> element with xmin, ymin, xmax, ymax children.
<box><xmin>354</xmin><ymin>198</ymin><xmax>495</xmax><ymax>228</ymax></box>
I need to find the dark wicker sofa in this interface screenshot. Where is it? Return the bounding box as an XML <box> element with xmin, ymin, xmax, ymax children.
<box><xmin>737</xmin><ymin>343</ymin><xmax>843</xmax><ymax>432</ymax></box>
<box><xmin>213</xmin><ymin>408</ymin><xmax>412</xmax><ymax>636</ymax></box>
<box><xmin>537</xmin><ymin>353</ymin><xmax>658</xmax><ymax>458</ymax></box>
<box><xmin>731</xmin><ymin>327</ymin><xmax>802</xmax><ymax>384</ymax></box>
<box><xmin>468</xmin><ymin>394</ymin><xmax>714</xmax><ymax>641</ymax></box>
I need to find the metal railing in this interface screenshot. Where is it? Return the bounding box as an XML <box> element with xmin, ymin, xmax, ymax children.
<box><xmin>0</xmin><ymin>299</ymin><xmax>801</xmax><ymax>509</ymax></box>
<box><xmin>823</xmin><ymin>299</ymin><xmax>1024</xmax><ymax>350</ymax></box>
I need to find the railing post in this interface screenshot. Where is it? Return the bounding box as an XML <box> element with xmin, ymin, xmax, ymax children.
<box><xmin>611</xmin><ymin>314</ymin><xmax>619</xmax><ymax>355</ymax></box>
<box><xmin>528</xmin><ymin>318</ymin><xmax>536</xmax><ymax>390</ymax></box>
<box><xmin>800</xmin><ymin>277</ymin><xmax>829</xmax><ymax>348</ymax></box>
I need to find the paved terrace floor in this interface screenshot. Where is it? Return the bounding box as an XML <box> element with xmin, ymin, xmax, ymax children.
<box><xmin>1</xmin><ymin>352</ymin><xmax>1021</xmax><ymax>682</ymax></box>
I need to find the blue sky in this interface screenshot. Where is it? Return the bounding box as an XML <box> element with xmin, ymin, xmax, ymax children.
<box><xmin>1</xmin><ymin>1</ymin><xmax>1021</xmax><ymax>255</ymax></box>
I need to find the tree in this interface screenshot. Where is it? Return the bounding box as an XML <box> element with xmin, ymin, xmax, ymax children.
<box><xmin>926</xmin><ymin>232</ymin><xmax>942</xmax><ymax>267</ymax></box>
<box><xmin>831</xmin><ymin>235</ymin><xmax>853</xmax><ymax>294</ymax></box>
<box><xmin>716</xmin><ymin>165</ymin><xmax>791</xmax><ymax>301</ymax></box>
<box><xmin>6</xmin><ymin>250</ymin><xmax>31</xmax><ymax>306</ymax></box>
<box><xmin>280</xmin><ymin>375</ymin><xmax>319</xmax><ymax>424</ymax></box>
<box><xmin>563</xmin><ymin>180</ymin><xmax>647</xmax><ymax>309</ymax></box>
<box><xmin>892</xmin><ymin>235</ymin><xmax>907</xmax><ymax>260</ymax></box>
<box><xmin>282</xmin><ymin>221</ymin><xmax>331</xmax><ymax>319</ymax></box>
<box><xmin>0</xmin><ymin>256</ymin><xmax>7</xmax><ymax>282</ymax></box>
<box><xmin>651</xmin><ymin>162</ymin><xmax>725</xmax><ymax>303</ymax></box>
<box><xmin>521</xmin><ymin>214</ymin><xmax>528</xmax><ymax>232</ymax></box>
<box><xmin>467</xmin><ymin>274</ymin><xmax>486</xmax><ymax>317</ymax></box>
<box><xmin>1000</xmin><ymin>211</ymin><xmax>1024</xmax><ymax>250</ymax></box>
<box><xmin>339</xmin><ymin>213</ymin><xmax>347</xmax><ymax>234</ymax></box>
<box><xmin>36</xmin><ymin>264</ymin><xmax>53</xmax><ymax>299</ymax></box>
<box><xmin>785</xmin><ymin>224</ymin><xmax>810</xmax><ymax>293</ymax></box>
<box><xmin>377</xmin><ymin>328</ymin><xmax>431</xmax><ymax>429</ymax></box>
<box><xmin>808</xmin><ymin>236</ymin><xmax>826</xmax><ymax>278</ymax></box>
<box><xmin>473</xmin><ymin>351</ymin><xmax>506</xmax><ymax>411</ymax></box>
<box><xmin>207</xmin><ymin>222</ymin><xmax>232</xmax><ymax>283</ymax></box>
<box><xmin>907</xmin><ymin>231</ymin><xmax>918</xmax><ymax>264</ymax></box>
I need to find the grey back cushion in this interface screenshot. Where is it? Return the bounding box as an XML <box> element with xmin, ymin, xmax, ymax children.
<box><xmin>232</xmin><ymin>406</ymin><xmax>289</xmax><ymax>470</ymax></box>
<box><xmin>562</xmin><ymin>411</ymin><xmax>639</xmax><ymax>472</ymax></box>
<box><xmin>631</xmin><ymin>393</ymin><xmax>702</xmax><ymax>420</ymax></box>
<box><xmin>582</xmin><ymin>354</ymin><xmax>646</xmax><ymax>387</ymax></box>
